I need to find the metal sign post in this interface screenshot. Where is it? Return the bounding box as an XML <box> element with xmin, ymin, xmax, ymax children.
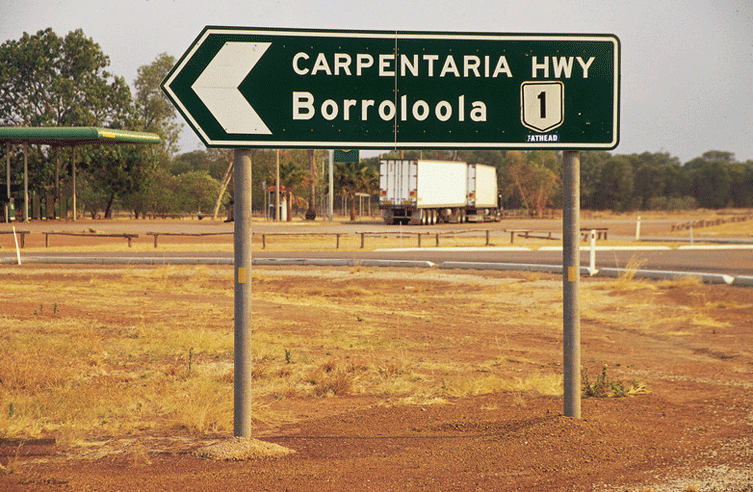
<box><xmin>23</xmin><ymin>143</ymin><xmax>28</xmax><ymax>222</ymax></box>
<box><xmin>328</xmin><ymin>150</ymin><xmax>334</xmax><ymax>221</ymax></box>
<box><xmin>562</xmin><ymin>150</ymin><xmax>581</xmax><ymax>418</ymax></box>
<box><xmin>5</xmin><ymin>143</ymin><xmax>9</xmax><ymax>203</ymax></box>
<box><xmin>233</xmin><ymin>149</ymin><xmax>253</xmax><ymax>436</ymax></box>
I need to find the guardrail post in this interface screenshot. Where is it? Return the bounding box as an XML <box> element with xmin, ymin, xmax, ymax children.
<box><xmin>589</xmin><ymin>229</ymin><xmax>598</xmax><ymax>276</ymax></box>
<box><xmin>12</xmin><ymin>227</ymin><xmax>21</xmax><ymax>264</ymax></box>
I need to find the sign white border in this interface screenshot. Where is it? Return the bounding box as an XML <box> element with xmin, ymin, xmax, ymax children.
<box><xmin>163</xmin><ymin>28</ymin><xmax>620</xmax><ymax>149</ymax></box>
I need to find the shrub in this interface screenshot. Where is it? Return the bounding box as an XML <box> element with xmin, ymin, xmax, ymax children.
<box><xmin>581</xmin><ymin>365</ymin><xmax>646</xmax><ymax>398</ymax></box>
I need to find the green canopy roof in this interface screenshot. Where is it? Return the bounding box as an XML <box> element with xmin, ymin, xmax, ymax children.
<box><xmin>0</xmin><ymin>127</ymin><xmax>161</xmax><ymax>146</ymax></box>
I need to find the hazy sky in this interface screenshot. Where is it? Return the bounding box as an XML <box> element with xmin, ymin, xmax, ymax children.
<box><xmin>2</xmin><ymin>0</ymin><xmax>752</xmax><ymax>163</ymax></box>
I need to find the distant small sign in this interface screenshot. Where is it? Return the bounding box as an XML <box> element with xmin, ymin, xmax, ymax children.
<box><xmin>334</xmin><ymin>149</ymin><xmax>360</xmax><ymax>162</ymax></box>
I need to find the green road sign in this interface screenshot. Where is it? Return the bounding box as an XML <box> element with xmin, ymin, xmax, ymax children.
<box><xmin>334</xmin><ymin>149</ymin><xmax>360</xmax><ymax>162</ymax></box>
<box><xmin>162</xmin><ymin>27</ymin><xmax>619</xmax><ymax>150</ymax></box>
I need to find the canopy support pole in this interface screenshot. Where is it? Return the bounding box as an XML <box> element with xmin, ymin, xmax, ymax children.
<box><xmin>23</xmin><ymin>143</ymin><xmax>28</xmax><ymax>223</ymax></box>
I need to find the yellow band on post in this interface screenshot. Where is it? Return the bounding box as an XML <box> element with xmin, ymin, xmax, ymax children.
<box><xmin>237</xmin><ymin>267</ymin><xmax>247</xmax><ymax>284</ymax></box>
<box><xmin>568</xmin><ymin>266</ymin><xmax>577</xmax><ymax>282</ymax></box>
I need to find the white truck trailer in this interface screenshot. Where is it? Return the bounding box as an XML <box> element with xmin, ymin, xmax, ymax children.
<box><xmin>379</xmin><ymin>159</ymin><xmax>500</xmax><ymax>225</ymax></box>
<box><xmin>466</xmin><ymin>163</ymin><xmax>501</xmax><ymax>222</ymax></box>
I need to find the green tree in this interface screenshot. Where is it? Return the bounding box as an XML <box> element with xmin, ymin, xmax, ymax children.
<box><xmin>80</xmin><ymin>144</ymin><xmax>157</xmax><ymax>218</ymax></box>
<box><xmin>120</xmin><ymin>53</ymin><xmax>186</xmax><ymax>218</ymax></box>
<box><xmin>729</xmin><ymin>162</ymin><xmax>753</xmax><ymax>207</ymax></box>
<box><xmin>632</xmin><ymin>152</ymin><xmax>684</xmax><ymax>209</ymax></box>
<box><xmin>275</xmin><ymin>158</ymin><xmax>307</xmax><ymax>221</ymax></box>
<box><xmin>685</xmin><ymin>158</ymin><xmax>732</xmax><ymax>209</ymax></box>
<box><xmin>171</xmin><ymin>150</ymin><xmax>209</xmax><ymax>176</ymax></box>
<box><xmin>701</xmin><ymin>150</ymin><xmax>735</xmax><ymax>163</ymax></box>
<box><xmin>121</xmin><ymin>167</ymin><xmax>178</xmax><ymax>218</ymax></box>
<box><xmin>579</xmin><ymin>151</ymin><xmax>610</xmax><ymax>209</ymax></box>
<box><xmin>334</xmin><ymin>160</ymin><xmax>378</xmax><ymax>221</ymax></box>
<box><xmin>77</xmin><ymin>172</ymin><xmax>110</xmax><ymax>219</ymax></box>
<box><xmin>595</xmin><ymin>155</ymin><xmax>634</xmax><ymax>211</ymax></box>
<box><xmin>0</xmin><ymin>28</ymin><xmax>140</xmax><ymax>217</ymax></box>
<box><xmin>132</xmin><ymin>53</ymin><xmax>181</xmax><ymax>156</ymax></box>
<box><xmin>507</xmin><ymin>150</ymin><xmax>560</xmax><ymax>216</ymax></box>
<box><xmin>0</xmin><ymin>28</ymin><xmax>132</xmax><ymax>128</ymax></box>
<box><xmin>247</xmin><ymin>149</ymin><xmax>277</xmax><ymax>213</ymax></box>
<box><xmin>175</xmin><ymin>171</ymin><xmax>223</xmax><ymax>216</ymax></box>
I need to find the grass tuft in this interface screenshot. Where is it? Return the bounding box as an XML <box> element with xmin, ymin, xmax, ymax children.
<box><xmin>581</xmin><ymin>365</ymin><xmax>647</xmax><ymax>398</ymax></box>
<box><xmin>618</xmin><ymin>255</ymin><xmax>647</xmax><ymax>283</ymax></box>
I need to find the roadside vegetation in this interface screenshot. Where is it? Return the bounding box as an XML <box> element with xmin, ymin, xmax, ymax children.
<box><xmin>2</xmin><ymin>262</ymin><xmax>749</xmax><ymax>446</ymax></box>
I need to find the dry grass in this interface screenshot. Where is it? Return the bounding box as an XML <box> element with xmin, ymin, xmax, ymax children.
<box><xmin>0</xmin><ymin>266</ymin><xmax>236</xmax><ymax>443</ymax></box>
<box><xmin>0</xmin><ymin>264</ymin><xmax>746</xmax><ymax>446</ymax></box>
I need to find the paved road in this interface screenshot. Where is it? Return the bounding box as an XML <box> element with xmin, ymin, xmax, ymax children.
<box><xmin>3</xmin><ymin>247</ymin><xmax>752</xmax><ymax>277</ymax></box>
<box><xmin>2</xmin><ymin>218</ymin><xmax>751</xmax><ymax>276</ymax></box>
<box><xmin>254</xmin><ymin>247</ymin><xmax>753</xmax><ymax>276</ymax></box>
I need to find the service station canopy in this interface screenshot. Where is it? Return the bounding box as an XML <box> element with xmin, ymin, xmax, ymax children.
<box><xmin>0</xmin><ymin>127</ymin><xmax>161</xmax><ymax>146</ymax></box>
<box><xmin>162</xmin><ymin>27</ymin><xmax>619</xmax><ymax>150</ymax></box>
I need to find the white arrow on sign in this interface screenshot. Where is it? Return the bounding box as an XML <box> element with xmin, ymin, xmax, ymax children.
<box><xmin>191</xmin><ymin>41</ymin><xmax>272</xmax><ymax>135</ymax></box>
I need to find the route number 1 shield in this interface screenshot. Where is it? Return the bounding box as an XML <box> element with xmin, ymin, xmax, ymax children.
<box><xmin>521</xmin><ymin>81</ymin><xmax>564</xmax><ymax>133</ymax></box>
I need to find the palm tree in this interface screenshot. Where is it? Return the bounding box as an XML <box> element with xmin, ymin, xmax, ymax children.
<box><xmin>334</xmin><ymin>161</ymin><xmax>378</xmax><ymax>221</ymax></box>
<box><xmin>270</xmin><ymin>159</ymin><xmax>307</xmax><ymax>221</ymax></box>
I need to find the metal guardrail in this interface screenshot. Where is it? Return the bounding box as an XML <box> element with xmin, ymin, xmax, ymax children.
<box><xmin>44</xmin><ymin>231</ymin><xmax>138</xmax><ymax>247</ymax></box>
<box><xmin>0</xmin><ymin>230</ymin><xmax>30</xmax><ymax>248</ymax></box>
<box><xmin>254</xmin><ymin>232</ymin><xmax>344</xmax><ymax>249</ymax></box>
<box><xmin>146</xmin><ymin>231</ymin><xmax>232</xmax><ymax>248</ymax></box>
<box><xmin>355</xmin><ymin>229</ymin><xmax>492</xmax><ymax>248</ymax></box>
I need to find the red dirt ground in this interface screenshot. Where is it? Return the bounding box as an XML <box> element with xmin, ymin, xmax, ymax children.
<box><xmin>2</xmin><ymin>218</ymin><xmax>753</xmax><ymax>491</ymax></box>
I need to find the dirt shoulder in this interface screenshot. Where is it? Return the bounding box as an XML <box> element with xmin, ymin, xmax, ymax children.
<box><xmin>2</xmin><ymin>260</ymin><xmax>753</xmax><ymax>491</ymax></box>
<box><xmin>5</xmin><ymin>387</ymin><xmax>751</xmax><ymax>491</ymax></box>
